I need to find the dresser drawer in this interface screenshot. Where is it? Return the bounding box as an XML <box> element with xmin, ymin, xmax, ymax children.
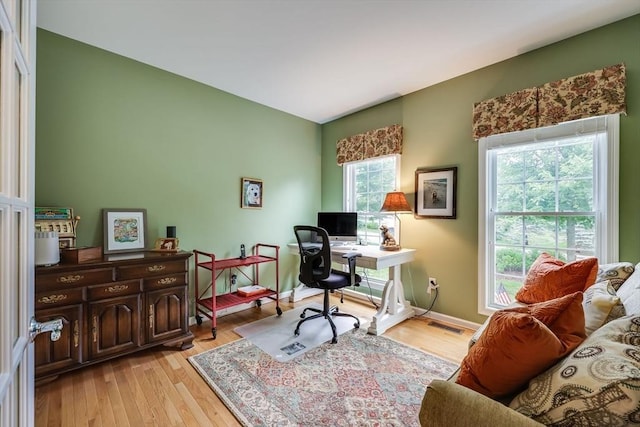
<box><xmin>117</xmin><ymin>260</ymin><xmax>186</xmax><ymax>280</ymax></box>
<box><xmin>87</xmin><ymin>279</ymin><xmax>142</xmax><ymax>300</ymax></box>
<box><xmin>36</xmin><ymin>268</ymin><xmax>114</xmax><ymax>290</ymax></box>
<box><xmin>36</xmin><ymin>288</ymin><xmax>85</xmax><ymax>309</ymax></box>
<box><xmin>143</xmin><ymin>272</ymin><xmax>187</xmax><ymax>291</ymax></box>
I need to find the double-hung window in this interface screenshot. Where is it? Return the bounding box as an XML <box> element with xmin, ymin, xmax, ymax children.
<box><xmin>343</xmin><ymin>154</ymin><xmax>400</xmax><ymax>286</ymax></box>
<box><xmin>478</xmin><ymin>115</ymin><xmax>619</xmax><ymax>314</ymax></box>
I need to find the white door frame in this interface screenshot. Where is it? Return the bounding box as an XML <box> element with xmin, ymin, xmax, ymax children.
<box><xmin>0</xmin><ymin>0</ymin><xmax>36</xmax><ymax>425</ymax></box>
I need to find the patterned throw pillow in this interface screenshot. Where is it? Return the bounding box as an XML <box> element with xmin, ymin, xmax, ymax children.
<box><xmin>509</xmin><ymin>315</ymin><xmax>640</xmax><ymax>426</ymax></box>
<box><xmin>582</xmin><ymin>280</ymin><xmax>624</xmax><ymax>335</ymax></box>
<box><xmin>596</xmin><ymin>262</ymin><xmax>635</xmax><ymax>291</ymax></box>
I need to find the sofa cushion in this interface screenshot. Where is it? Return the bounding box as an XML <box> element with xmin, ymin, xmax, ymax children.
<box><xmin>616</xmin><ymin>263</ymin><xmax>640</xmax><ymax>316</ymax></box>
<box><xmin>509</xmin><ymin>315</ymin><xmax>640</xmax><ymax>426</ymax></box>
<box><xmin>456</xmin><ymin>292</ymin><xmax>585</xmax><ymax>399</ymax></box>
<box><xmin>596</xmin><ymin>262</ymin><xmax>635</xmax><ymax>291</ymax></box>
<box><xmin>582</xmin><ymin>280</ymin><xmax>623</xmax><ymax>335</ymax></box>
<box><xmin>515</xmin><ymin>253</ymin><xmax>598</xmax><ymax>304</ymax></box>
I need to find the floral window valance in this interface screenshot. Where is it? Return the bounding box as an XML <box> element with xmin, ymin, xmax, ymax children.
<box><xmin>336</xmin><ymin>124</ymin><xmax>403</xmax><ymax>165</ymax></box>
<box><xmin>472</xmin><ymin>63</ymin><xmax>626</xmax><ymax>140</ymax></box>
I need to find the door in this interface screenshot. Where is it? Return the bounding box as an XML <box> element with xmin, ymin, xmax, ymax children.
<box><xmin>89</xmin><ymin>295</ymin><xmax>141</xmax><ymax>359</ymax></box>
<box><xmin>0</xmin><ymin>1</ymin><xmax>36</xmax><ymax>426</ymax></box>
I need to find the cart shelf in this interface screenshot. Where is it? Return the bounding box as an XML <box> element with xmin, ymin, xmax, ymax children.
<box><xmin>193</xmin><ymin>244</ymin><xmax>281</xmax><ymax>338</ymax></box>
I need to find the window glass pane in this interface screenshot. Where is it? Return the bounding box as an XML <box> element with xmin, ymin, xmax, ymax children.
<box><xmin>558</xmin><ymin>179</ymin><xmax>592</xmax><ymax>211</ymax></box>
<box><xmin>495</xmin><ymin>216</ymin><xmax>522</xmax><ymax>246</ymax></box>
<box><xmin>525</xmin><ymin>147</ymin><xmax>556</xmax><ymax>182</ymax></box>
<box><xmin>524</xmin><ymin>180</ymin><xmax>555</xmax><ymax>212</ymax></box>
<box><xmin>524</xmin><ymin>215</ymin><xmax>557</xmax><ymax>248</ymax></box>
<box><xmin>496</xmin><ymin>183</ymin><xmax>523</xmax><ymax>211</ymax></box>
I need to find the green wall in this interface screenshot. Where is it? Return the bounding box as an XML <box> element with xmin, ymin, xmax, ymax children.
<box><xmin>321</xmin><ymin>14</ymin><xmax>640</xmax><ymax>324</ymax></box>
<box><xmin>37</xmin><ymin>15</ymin><xmax>640</xmax><ymax>326</ymax></box>
<box><xmin>36</xmin><ymin>30</ymin><xmax>321</xmax><ymax>300</ymax></box>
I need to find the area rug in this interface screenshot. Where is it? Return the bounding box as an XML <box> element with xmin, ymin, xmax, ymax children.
<box><xmin>234</xmin><ymin>302</ymin><xmax>367</xmax><ymax>362</ymax></box>
<box><xmin>188</xmin><ymin>329</ymin><xmax>458</xmax><ymax>426</ymax></box>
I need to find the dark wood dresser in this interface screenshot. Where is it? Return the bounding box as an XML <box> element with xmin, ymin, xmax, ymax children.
<box><xmin>34</xmin><ymin>251</ymin><xmax>194</xmax><ymax>384</ymax></box>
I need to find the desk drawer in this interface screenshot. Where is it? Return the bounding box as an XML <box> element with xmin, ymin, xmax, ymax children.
<box><xmin>143</xmin><ymin>272</ymin><xmax>187</xmax><ymax>291</ymax></box>
<box><xmin>88</xmin><ymin>280</ymin><xmax>142</xmax><ymax>300</ymax></box>
<box><xmin>117</xmin><ymin>260</ymin><xmax>186</xmax><ymax>280</ymax></box>
<box><xmin>36</xmin><ymin>268</ymin><xmax>114</xmax><ymax>290</ymax></box>
<box><xmin>36</xmin><ymin>288</ymin><xmax>85</xmax><ymax>309</ymax></box>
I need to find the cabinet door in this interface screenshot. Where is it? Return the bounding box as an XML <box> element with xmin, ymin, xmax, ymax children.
<box><xmin>34</xmin><ymin>305</ymin><xmax>83</xmax><ymax>378</ymax></box>
<box><xmin>147</xmin><ymin>287</ymin><xmax>188</xmax><ymax>343</ymax></box>
<box><xmin>89</xmin><ymin>295</ymin><xmax>141</xmax><ymax>359</ymax></box>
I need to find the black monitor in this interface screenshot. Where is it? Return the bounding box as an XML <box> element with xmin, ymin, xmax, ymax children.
<box><xmin>317</xmin><ymin>212</ymin><xmax>358</xmax><ymax>243</ymax></box>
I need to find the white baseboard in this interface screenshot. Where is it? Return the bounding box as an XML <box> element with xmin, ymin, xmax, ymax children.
<box><xmin>343</xmin><ymin>288</ymin><xmax>482</xmax><ymax>332</ymax></box>
<box><xmin>189</xmin><ymin>287</ymin><xmax>482</xmax><ymax>333</ymax></box>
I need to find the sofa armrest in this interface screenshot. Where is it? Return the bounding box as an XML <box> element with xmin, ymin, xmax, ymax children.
<box><xmin>419</xmin><ymin>380</ymin><xmax>543</xmax><ymax>427</ymax></box>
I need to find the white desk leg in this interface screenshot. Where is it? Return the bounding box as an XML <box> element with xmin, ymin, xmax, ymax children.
<box><xmin>367</xmin><ymin>264</ymin><xmax>415</xmax><ymax>335</ymax></box>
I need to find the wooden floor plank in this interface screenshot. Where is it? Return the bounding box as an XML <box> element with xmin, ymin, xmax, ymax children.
<box><xmin>35</xmin><ymin>296</ymin><xmax>474</xmax><ymax>426</ymax></box>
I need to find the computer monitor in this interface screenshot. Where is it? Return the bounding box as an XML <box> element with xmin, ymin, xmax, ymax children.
<box><xmin>317</xmin><ymin>212</ymin><xmax>358</xmax><ymax>243</ymax></box>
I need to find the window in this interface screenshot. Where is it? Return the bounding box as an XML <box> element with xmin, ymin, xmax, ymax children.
<box><xmin>344</xmin><ymin>155</ymin><xmax>400</xmax><ymax>285</ymax></box>
<box><xmin>478</xmin><ymin>115</ymin><xmax>619</xmax><ymax>315</ymax></box>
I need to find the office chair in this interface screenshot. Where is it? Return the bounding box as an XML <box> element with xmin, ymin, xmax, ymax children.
<box><xmin>293</xmin><ymin>225</ymin><xmax>362</xmax><ymax>344</ymax></box>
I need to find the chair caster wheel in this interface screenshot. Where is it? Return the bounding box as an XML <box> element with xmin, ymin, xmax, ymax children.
<box><xmin>300</xmin><ymin>313</ymin><xmax>306</xmax><ymax>319</ymax></box>
<box><xmin>294</xmin><ymin>330</ymin><xmax>300</xmax><ymax>337</ymax></box>
<box><xmin>195</xmin><ymin>315</ymin><xmax>203</xmax><ymax>325</ymax></box>
<box><xmin>331</xmin><ymin>337</ymin><xmax>337</xmax><ymax>344</ymax></box>
<box><xmin>354</xmin><ymin>323</ymin><xmax>360</xmax><ymax>329</ymax></box>
<box><xmin>276</xmin><ymin>307</ymin><xmax>283</xmax><ymax>316</ymax></box>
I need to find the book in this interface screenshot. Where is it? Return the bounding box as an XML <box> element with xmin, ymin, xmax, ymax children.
<box><xmin>237</xmin><ymin>285</ymin><xmax>267</xmax><ymax>297</ymax></box>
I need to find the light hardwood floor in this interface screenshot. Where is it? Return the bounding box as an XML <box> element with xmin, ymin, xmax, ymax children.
<box><xmin>35</xmin><ymin>295</ymin><xmax>475</xmax><ymax>427</ymax></box>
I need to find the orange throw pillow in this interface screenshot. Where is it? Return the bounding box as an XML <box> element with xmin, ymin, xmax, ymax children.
<box><xmin>515</xmin><ymin>253</ymin><xmax>598</xmax><ymax>304</ymax></box>
<box><xmin>456</xmin><ymin>292</ymin><xmax>585</xmax><ymax>399</ymax></box>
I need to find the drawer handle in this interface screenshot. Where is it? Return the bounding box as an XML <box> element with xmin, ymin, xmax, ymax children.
<box><xmin>149</xmin><ymin>305</ymin><xmax>154</xmax><ymax>331</ymax></box>
<box><xmin>38</xmin><ymin>294</ymin><xmax>68</xmax><ymax>304</ymax></box>
<box><xmin>148</xmin><ymin>265</ymin><xmax>166</xmax><ymax>273</ymax></box>
<box><xmin>58</xmin><ymin>274</ymin><xmax>84</xmax><ymax>284</ymax></box>
<box><xmin>74</xmin><ymin>320</ymin><xmax>79</xmax><ymax>348</ymax></box>
<box><xmin>106</xmin><ymin>284</ymin><xmax>129</xmax><ymax>293</ymax></box>
<box><xmin>92</xmin><ymin>316</ymin><xmax>97</xmax><ymax>343</ymax></box>
<box><xmin>158</xmin><ymin>277</ymin><xmax>177</xmax><ymax>286</ymax></box>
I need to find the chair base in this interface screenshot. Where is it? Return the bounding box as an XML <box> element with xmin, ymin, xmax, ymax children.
<box><xmin>294</xmin><ymin>291</ymin><xmax>360</xmax><ymax>344</ymax></box>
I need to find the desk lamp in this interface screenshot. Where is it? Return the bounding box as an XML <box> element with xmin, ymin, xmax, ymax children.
<box><xmin>379</xmin><ymin>191</ymin><xmax>412</xmax><ymax>251</ymax></box>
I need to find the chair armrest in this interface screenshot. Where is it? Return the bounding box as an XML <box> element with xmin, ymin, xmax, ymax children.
<box><xmin>341</xmin><ymin>252</ymin><xmax>361</xmax><ymax>285</ymax></box>
<box><xmin>419</xmin><ymin>380</ymin><xmax>543</xmax><ymax>427</ymax></box>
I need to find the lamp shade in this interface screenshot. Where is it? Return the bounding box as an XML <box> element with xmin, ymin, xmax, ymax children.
<box><xmin>380</xmin><ymin>191</ymin><xmax>412</xmax><ymax>213</ymax></box>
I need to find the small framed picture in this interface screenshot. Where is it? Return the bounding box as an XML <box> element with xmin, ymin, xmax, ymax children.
<box><xmin>415</xmin><ymin>167</ymin><xmax>457</xmax><ymax>219</ymax></box>
<box><xmin>241</xmin><ymin>177</ymin><xmax>263</xmax><ymax>209</ymax></box>
<box><xmin>153</xmin><ymin>238</ymin><xmax>179</xmax><ymax>252</ymax></box>
<box><xmin>102</xmin><ymin>208</ymin><xmax>147</xmax><ymax>254</ymax></box>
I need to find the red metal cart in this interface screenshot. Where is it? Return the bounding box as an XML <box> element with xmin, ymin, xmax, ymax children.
<box><xmin>193</xmin><ymin>244</ymin><xmax>281</xmax><ymax>338</ymax></box>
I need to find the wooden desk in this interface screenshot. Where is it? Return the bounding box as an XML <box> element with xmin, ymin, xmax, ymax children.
<box><xmin>288</xmin><ymin>244</ymin><xmax>416</xmax><ymax>335</ymax></box>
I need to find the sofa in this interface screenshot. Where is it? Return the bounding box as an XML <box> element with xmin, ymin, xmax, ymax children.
<box><xmin>419</xmin><ymin>259</ymin><xmax>640</xmax><ymax>426</ymax></box>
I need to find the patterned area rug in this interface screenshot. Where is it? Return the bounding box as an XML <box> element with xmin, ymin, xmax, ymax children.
<box><xmin>188</xmin><ymin>329</ymin><xmax>458</xmax><ymax>426</ymax></box>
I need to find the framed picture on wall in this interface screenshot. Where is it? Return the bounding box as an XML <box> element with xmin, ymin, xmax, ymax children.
<box><xmin>102</xmin><ymin>208</ymin><xmax>147</xmax><ymax>254</ymax></box>
<box><xmin>415</xmin><ymin>167</ymin><xmax>457</xmax><ymax>219</ymax></box>
<box><xmin>241</xmin><ymin>177</ymin><xmax>263</xmax><ymax>209</ymax></box>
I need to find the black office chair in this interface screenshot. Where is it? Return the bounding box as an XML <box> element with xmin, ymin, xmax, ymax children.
<box><xmin>293</xmin><ymin>225</ymin><xmax>362</xmax><ymax>344</ymax></box>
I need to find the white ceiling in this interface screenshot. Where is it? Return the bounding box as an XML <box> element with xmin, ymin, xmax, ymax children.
<box><xmin>37</xmin><ymin>0</ymin><xmax>640</xmax><ymax>124</ymax></box>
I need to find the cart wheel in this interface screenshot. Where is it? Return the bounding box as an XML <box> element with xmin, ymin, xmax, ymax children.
<box><xmin>195</xmin><ymin>315</ymin><xmax>203</xmax><ymax>325</ymax></box>
<box><xmin>212</xmin><ymin>328</ymin><xmax>217</xmax><ymax>339</ymax></box>
<box><xmin>256</xmin><ymin>299</ymin><xmax>262</xmax><ymax>307</ymax></box>
<box><xmin>276</xmin><ymin>307</ymin><xmax>283</xmax><ymax>316</ymax></box>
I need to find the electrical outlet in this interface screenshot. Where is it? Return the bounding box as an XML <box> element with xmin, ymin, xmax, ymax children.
<box><xmin>428</xmin><ymin>277</ymin><xmax>438</xmax><ymax>294</ymax></box>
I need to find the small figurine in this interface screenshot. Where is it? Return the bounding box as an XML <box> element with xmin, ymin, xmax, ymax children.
<box><xmin>379</xmin><ymin>225</ymin><xmax>400</xmax><ymax>251</ymax></box>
